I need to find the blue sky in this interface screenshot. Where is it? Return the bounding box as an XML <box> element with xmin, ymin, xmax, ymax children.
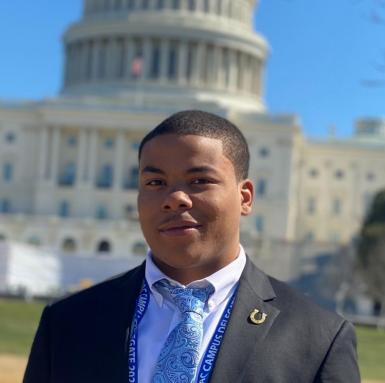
<box><xmin>1</xmin><ymin>0</ymin><xmax>385</xmax><ymax>138</ymax></box>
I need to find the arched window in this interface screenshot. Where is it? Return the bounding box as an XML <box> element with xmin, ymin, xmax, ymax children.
<box><xmin>27</xmin><ymin>236</ymin><xmax>42</xmax><ymax>247</ymax></box>
<box><xmin>97</xmin><ymin>240</ymin><xmax>112</xmax><ymax>253</ymax></box>
<box><xmin>0</xmin><ymin>199</ymin><xmax>11</xmax><ymax>214</ymax></box>
<box><xmin>62</xmin><ymin>237</ymin><xmax>77</xmax><ymax>253</ymax></box>
<box><xmin>58</xmin><ymin>201</ymin><xmax>70</xmax><ymax>217</ymax></box>
<box><xmin>59</xmin><ymin>162</ymin><xmax>76</xmax><ymax>186</ymax></box>
<box><xmin>3</xmin><ymin>163</ymin><xmax>14</xmax><ymax>182</ymax></box>
<box><xmin>132</xmin><ymin>241</ymin><xmax>147</xmax><ymax>256</ymax></box>
<box><xmin>97</xmin><ymin>164</ymin><xmax>114</xmax><ymax>188</ymax></box>
<box><xmin>96</xmin><ymin>205</ymin><xmax>108</xmax><ymax>220</ymax></box>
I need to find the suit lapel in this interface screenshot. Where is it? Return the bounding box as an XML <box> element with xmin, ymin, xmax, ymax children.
<box><xmin>101</xmin><ymin>262</ymin><xmax>145</xmax><ymax>382</ymax></box>
<box><xmin>210</xmin><ymin>258</ymin><xmax>280</xmax><ymax>383</ymax></box>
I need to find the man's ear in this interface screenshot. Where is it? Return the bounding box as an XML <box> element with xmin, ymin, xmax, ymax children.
<box><xmin>240</xmin><ymin>179</ymin><xmax>254</xmax><ymax>216</ymax></box>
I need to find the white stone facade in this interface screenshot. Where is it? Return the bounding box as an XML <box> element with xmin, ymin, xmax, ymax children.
<box><xmin>0</xmin><ymin>0</ymin><xmax>385</xmax><ymax>260</ymax></box>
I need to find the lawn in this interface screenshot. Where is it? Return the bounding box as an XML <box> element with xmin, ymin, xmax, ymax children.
<box><xmin>357</xmin><ymin>325</ymin><xmax>385</xmax><ymax>380</ymax></box>
<box><xmin>0</xmin><ymin>298</ymin><xmax>385</xmax><ymax>380</ymax></box>
<box><xmin>0</xmin><ymin>298</ymin><xmax>44</xmax><ymax>355</ymax></box>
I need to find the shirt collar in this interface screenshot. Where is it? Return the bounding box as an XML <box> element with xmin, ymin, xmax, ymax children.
<box><xmin>145</xmin><ymin>245</ymin><xmax>246</xmax><ymax>309</ymax></box>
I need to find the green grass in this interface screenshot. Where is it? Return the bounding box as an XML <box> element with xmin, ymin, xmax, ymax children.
<box><xmin>0</xmin><ymin>298</ymin><xmax>44</xmax><ymax>355</ymax></box>
<box><xmin>0</xmin><ymin>298</ymin><xmax>384</xmax><ymax>380</ymax></box>
<box><xmin>357</xmin><ymin>325</ymin><xmax>385</xmax><ymax>380</ymax></box>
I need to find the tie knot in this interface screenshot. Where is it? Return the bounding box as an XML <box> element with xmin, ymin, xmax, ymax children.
<box><xmin>155</xmin><ymin>279</ymin><xmax>214</xmax><ymax>316</ymax></box>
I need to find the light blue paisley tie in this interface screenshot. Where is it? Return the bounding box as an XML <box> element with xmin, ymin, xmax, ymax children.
<box><xmin>152</xmin><ymin>279</ymin><xmax>215</xmax><ymax>383</ymax></box>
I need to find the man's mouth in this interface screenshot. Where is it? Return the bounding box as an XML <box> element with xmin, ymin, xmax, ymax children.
<box><xmin>158</xmin><ymin>221</ymin><xmax>202</xmax><ymax>236</ymax></box>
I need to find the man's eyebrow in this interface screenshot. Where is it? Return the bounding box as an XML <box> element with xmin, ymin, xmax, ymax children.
<box><xmin>141</xmin><ymin>166</ymin><xmax>165</xmax><ymax>174</ymax></box>
<box><xmin>186</xmin><ymin>166</ymin><xmax>217</xmax><ymax>174</ymax></box>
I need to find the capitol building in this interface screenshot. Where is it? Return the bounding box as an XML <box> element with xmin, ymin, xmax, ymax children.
<box><xmin>1</xmin><ymin>0</ymin><xmax>385</xmax><ymax>280</ymax></box>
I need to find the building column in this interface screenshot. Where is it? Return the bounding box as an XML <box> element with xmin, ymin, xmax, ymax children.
<box><xmin>49</xmin><ymin>127</ymin><xmax>61</xmax><ymax>184</ymax></box>
<box><xmin>160</xmin><ymin>39</ymin><xmax>170</xmax><ymax>82</ymax></box>
<box><xmin>222</xmin><ymin>0</ymin><xmax>230</xmax><ymax>18</ymax></box>
<box><xmin>193</xmin><ymin>42</ymin><xmax>205</xmax><ymax>86</ymax></box>
<box><xmin>38</xmin><ymin>126</ymin><xmax>49</xmax><ymax>181</ymax></box>
<box><xmin>228</xmin><ymin>49</ymin><xmax>238</xmax><ymax>91</ymax></box>
<box><xmin>64</xmin><ymin>45</ymin><xmax>71</xmax><ymax>85</ymax></box>
<box><xmin>141</xmin><ymin>38</ymin><xmax>151</xmax><ymax>81</ymax></box>
<box><xmin>86</xmin><ymin>129</ymin><xmax>98</xmax><ymax>186</ymax></box>
<box><xmin>90</xmin><ymin>38</ymin><xmax>100</xmax><ymax>81</ymax></box>
<box><xmin>240</xmin><ymin>54</ymin><xmax>248</xmax><ymax>92</ymax></box>
<box><xmin>106</xmin><ymin>38</ymin><xmax>119</xmax><ymax>79</ymax></box>
<box><xmin>76</xmin><ymin>129</ymin><xmax>87</xmax><ymax>185</ymax></box>
<box><xmin>124</xmin><ymin>38</ymin><xmax>134</xmax><ymax>79</ymax></box>
<box><xmin>252</xmin><ymin>58</ymin><xmax>262</xmax><ymax>96</ymax></box>
<box><xmin>214</xmin><ymin>46</ymin><xmax>223</xmax><ymax>88</ymax></box>
<box><xmin>195</xmin><ymin>0</ymin><xmax>204</xmax><ymax>12</ymax></box>
<box><xmin>177</xmin><ymin>41</ymin><xmax>188</xmax><ymax>85</ymax></box>
<box><xmin>133</xmin><ymin>0</ymin><xmax>141</xmax><ymax>10</ymax></box>
<box><xmin>113</xmin><ymin>131</ymin><xmax>125</xmax><ymax>190</ymax></box>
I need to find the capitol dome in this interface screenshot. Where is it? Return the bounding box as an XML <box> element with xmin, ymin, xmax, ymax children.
<box><xmin>62</xmin><ymin>0</ymin><xmax>268</xmax><ymax>112</ymax></box>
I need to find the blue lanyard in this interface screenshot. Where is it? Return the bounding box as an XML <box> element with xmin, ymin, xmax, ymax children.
<box><xmin>128</xmin><ymin>280</ymin><xmax>150</xmax><ymax>383</ymax></box>
<box><xmin>127</xmin><ymin>280</ymin><xmax>238</xmax><ymax>383</ymax></box>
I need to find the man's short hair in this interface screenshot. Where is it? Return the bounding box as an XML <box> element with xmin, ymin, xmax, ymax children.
<box><xmin>138</xmin><ymin>110</ymin><xmax>250</xmax><ymax>180</ymax></box>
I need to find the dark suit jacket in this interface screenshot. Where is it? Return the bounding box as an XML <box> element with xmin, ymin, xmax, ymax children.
<box><xmin>24</xmin><ymin>258</ymin><xmax>360</xmax><ymax>382</ymax></box>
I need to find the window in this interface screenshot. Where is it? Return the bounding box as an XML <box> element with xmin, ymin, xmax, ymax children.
<box><xmin>304</xmin><ymin>231</ymin><xmax>314</xmax><ymax>242</ymax></box>
<box><xmin>332</xmin><ymin>198</ymin><xmax>342</xmax><ymax>215</ymax></box>
<box><xmin>97</xmin><ymin>240</ymin><xmax>111</xmax><ymax>253</ymax></box>
<box><xmin>188</xmin><ymin>0</ymin><xmax>195</xmax><ymax>11</ymax></box>
<box><xmin>3</xmin><ymin>163</ymin><xmax>13</xmax><ymax>182</ymax></box>
<box><xmin>62</xmin><ymin>237</ymin><xmax>77</xmax><ymax>253</ymax></box>
<box><xmin>366</xmin><ymin>172</ymin><xmax>375</xmax><ymax>182</ymax></box>
<box><xmin>203</xmin><ymin>0</ymin><xmax>209</xmax><ymax>12</ymax></box>
<box><xmin>132</xmin><ymin>241</ymin><xmax>147</xmax><ymax>256</ymax></box>
<box><xmin>97</xmin><ymin>164</ymin><xmax>114</xmax><ymax>188</ymax></box>
<box><xmin>58</xmin><ymin>201</ymin><xmax>70</xmax><ymax>217</ymax></box>
<box><xmin>27</xmin><ymin>236</ymin><xmax>42</xmax><ymax>247</ymax></box>
<box><xmin>0</xmin><ymin>199</ymin><xmax>11</xmax><ymax>213</ymax></box>
<box><xmin>172</xmin><ymin>0</ymin><xmax>180</xmax><ymax>9</ymax></box>
<box><xmin>5</xmin><ymin>132</ymin><xmax>16</xmax><ymax>143</ymax></box>
<box><xmin>0</xmin><ymin>233</ymin><xmax>6</xmax><ymax>242</ymax></box>
<box><xmin>256</xmin><ymin>178</ymin><xmax>267</xmax><ymax>197</ymax></box>
<box><xmin>308</xmin><ymin>168</ymin><xmax>319</xmax><ymax>178</ymax></box>
<box><xmin>168</xmin><ymin>42</ymin><xmax>178</xmax><ymax>80</ymax></box>
<box><xmin>125</xmin><ymin>166</ymin><xmax>139</xmax><ymax>189</ymax></box>
<box><xmin>59</xmin><ymin>162</ymin><xmax>76</xmax><ymax>186</ymax></box>
<box><xmin>186</xmin><ymin>43</ymin><xmax>195</xmax><ymax>82</ymax></box>
<box><xmin>335</xmin><ymin>169</ymin><xmax>344</xmax><ymax>179</ymax></box>
<box><xmin>96</xmin><ymin>205</ymin><xmax>108</xmax><ymax>220</ymax></box>
<box><xmin>67</xmin><ymin>135</ymin><xmax>77</xmax><ymax>147</ymax></box>
<box><xmin>156</xmin><ymin>0</ymin><xmax>164</xmax><ymax>9</ymax></box>
<box><xmin>307</xmin><ymin>197</ymin><xmax>316</xmax><ymax>215</ymax></box>
<box><xmin>255</xmin><ymin>215</ymin><xmax>264</xmax><ymax>233</ymax></box>
<box><xmin>259</xmin><ymin>147</ymin><xmax>270</xmax><ymax>158</ymax></box>
<box><xmin>104</xmin><ymin>137</ymin><xmax>115</xmax><ymax>148</ymax></box>
<box><xmin>150</xmin><ymin>42</ymin><xmax>161</xmax><ymax>79</ymax></box>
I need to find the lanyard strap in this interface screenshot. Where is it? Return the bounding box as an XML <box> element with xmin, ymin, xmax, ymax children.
<box><xmin>127</xmin><ymin>280</ymin><xmax>238</xmax><ymax>383</ymax></box>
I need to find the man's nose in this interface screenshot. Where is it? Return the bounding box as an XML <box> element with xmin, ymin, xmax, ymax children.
<box><xmin>161</xmin><ymin>190</ymin><xmax>193</xmax><ymax>211</ymax></box>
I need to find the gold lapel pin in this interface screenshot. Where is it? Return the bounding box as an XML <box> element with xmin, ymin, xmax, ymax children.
<box><xmin>249</xmin><ymin>309</ymin><xmax>267</xmax><ymax>325</ymax></box>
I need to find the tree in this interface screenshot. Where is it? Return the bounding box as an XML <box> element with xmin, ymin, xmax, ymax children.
<box><xmin>356</xmin><ymin>189</ymin><xmax>385</xmax><ymax>317</ymax></box>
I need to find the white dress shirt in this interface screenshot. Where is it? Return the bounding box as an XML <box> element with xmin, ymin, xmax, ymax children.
<box><xmin>137</xmin><ymin>246</ymin><xmax>246</xmax><ymax>382</ymax></box>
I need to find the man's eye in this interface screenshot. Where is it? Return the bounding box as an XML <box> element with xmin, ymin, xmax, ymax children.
<box><xmin>191</xmin><ymin>178</ymin><xmax>211</xmax><ymax>184</ymax></box>
<box><xmin>146</xmin><ymin>179</ymin><xmax>164</xmax><ymax>186</ymax></box>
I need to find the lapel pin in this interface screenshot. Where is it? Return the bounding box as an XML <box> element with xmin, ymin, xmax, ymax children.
<box><xmin>249</xmin><ymin>309</ymin><xmax>267</xmax><ymax>325</ymax></box>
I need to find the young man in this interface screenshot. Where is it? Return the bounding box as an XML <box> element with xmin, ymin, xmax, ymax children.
<box><xmin>24</xmin><ymin>110</ymin><xmax>360</xmax><ymax>383</ymax></box>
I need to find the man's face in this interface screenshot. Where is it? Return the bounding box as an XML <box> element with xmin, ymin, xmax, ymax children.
<box><xmin>137</xmin><ymin>134</ymin><xmax>253</xmax><ymax>284</ymax></box>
